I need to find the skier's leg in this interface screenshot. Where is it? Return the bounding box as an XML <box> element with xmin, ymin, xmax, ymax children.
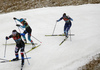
<box><xmin>20</xmin><ymin>46</ymin><xmax>24</xmax><ymax>66</ymax></box>
<box><xmin>13</xmin><ymin>46</ymin><xmax>19</xmax><ymax>61</ymax></box>
<box><xmin>21</xmin><ymin>31</ymin><xmax>27</xmax><ymax>43</ymax></box>
<box><xmin>64</xmin><ymin>23</ymin><xmax>68</xmax><ymax>37</ymax></box>
<box><xmin>28</xmin><ymin>34</ymin><xmax>35</xmax><ymax>45</ymax></box>
<box><xmin>66</xmin><ymin>24</ymin><xmax>71</xmax><ymax>34</ymax></box>
<box><xmin>26</xmin><ymin>27</ymin><xmax>35</xmax><ymax>46</ymax></box>
<box><xmin>67</xmin><ymin>26</ymin><xmax>71</xmax><ymax>33</ymax></box>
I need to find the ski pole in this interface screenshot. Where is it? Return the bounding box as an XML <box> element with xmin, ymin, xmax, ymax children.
<box><xmin>19</xmin><ymin>27</ymin><xmax>42</xmax><ymax>43</ymax></box>
<box><xmin>52</xmin><ymin>22</ymin><xmax>57</xmax><ymax>35</ymax></box>
<box><xmin>31</xmin><ymin>35</ymin><xmax>42</xmax><ymax>43</ymax></box>
<box><xmin>24</xmin><ymin>52</ymin><xmax>30</xmax><ymax>65</ymax></box>
<box><xmin>69</xmin><ymin>29</ymin><xmax>72</xmax><ymax>41</ymax></box>
<box><xmin>4</xmin><ymin>40</ymin><xmax>7</xmax><ymax>58</ymax></box>
<box><xmin>14</xmin><ymin>20</ymin><xmax>21</xmax><ymax>33</ymax></box>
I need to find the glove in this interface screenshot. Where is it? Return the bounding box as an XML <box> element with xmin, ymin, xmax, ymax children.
<box><xmin>13</xmin><ymin>17</ymin><xmax>17</xmax><ymax>20</ymax></box>
<box><xmin>16</xmin><ymin>24</ymin><xmax>20</xmax><ymax>27</ymax></box>
<box><xmin>6</xmin><ymin>36</ymin><xmax>9</xmax><ymax>40</ymax></box>
<box><xmin>56</xmin><ymin>20</ymin><xmax>59</xmax><ymax>22</ymax></box>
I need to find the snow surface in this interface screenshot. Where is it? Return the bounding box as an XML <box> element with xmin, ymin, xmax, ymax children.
<box><xmin>0</xmin><ymin>4</ymin><xmax>100</xmax><ymax>70</ymax></box>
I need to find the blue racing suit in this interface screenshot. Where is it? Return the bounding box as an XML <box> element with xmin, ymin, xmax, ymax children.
<box><xmin>16</xmin><ymin>18</ymin><xmax>34</xmax><ymax>44</ymax></box>
<box><xmin>57</xmin><ymin>15</ymin><xmax>73</xmax><ymax>36</ymax></box>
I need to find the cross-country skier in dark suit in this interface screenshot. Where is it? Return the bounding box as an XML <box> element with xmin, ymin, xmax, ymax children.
<box><xmin>57</xmin><ymin>13</ymin><xmax>73</xmax><ymax>38</ymax></box>
<box><xmin>13</xmin><ymin>17</ymin><xmax>35</xmax><ymax>48</ymax></box>
<box><xmin>6</xmin><ymin>30</ymin><xmax>25</xmax><ymax>66</ymax></box>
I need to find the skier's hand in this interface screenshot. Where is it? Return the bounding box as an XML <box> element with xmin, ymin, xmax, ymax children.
<box><xmin>13</xmin><ymin>17</ymin><xmax>17</xmax><ymax>20</ymax></box>
<box><xmin>56</xmin><ymin>20</ymin><xmax>59</xmax><ymax>22</ymax></box>
<box><xmin>16</xmin><ymin>24</ymin><xmax>20</xmax><ymax>27</ymax></box>
<box><xmin>6</xmin><ymin>36</ymin><xmax>9</xmax><ymax>40</ymax></box>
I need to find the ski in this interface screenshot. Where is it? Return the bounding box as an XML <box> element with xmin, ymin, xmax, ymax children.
<box><xmin>3</xmin><ymin>43</ymin><xmax>37</xmax><ymax>45</ymax></box>
<box><xmin>0</xmin><ymin>58</ymin><xmax>8</xmax><ymax>61</ymax></box>
<box><xmin>59</xmin><ymin>38</ymin><xmax>68</xmax><ymax>46</ymax></box>
<box><xmin>25</xmin><ymin>44</ymin><xmax>41</xmax><ymax>53</ymax></box>
<box><xmin>45</xmin><ymin>34</ymin><xmax>74</xmax><ymax>36</ymax></box>
<box><xmin>0</xmin><ymin>57</ymin><xmax>31</xmax><ymax>63</ymax></box>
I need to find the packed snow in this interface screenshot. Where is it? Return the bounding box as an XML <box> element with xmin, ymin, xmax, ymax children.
<box><xmin>0</xmin><ymin>4</ymin><xmax>100</xmax><ymax>70</ymax></box>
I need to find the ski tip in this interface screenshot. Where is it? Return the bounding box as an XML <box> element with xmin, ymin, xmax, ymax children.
<box><xmin>28</xmin><ymin>57</ymin><xmax>31</xmax><ymax>59</ymax></box>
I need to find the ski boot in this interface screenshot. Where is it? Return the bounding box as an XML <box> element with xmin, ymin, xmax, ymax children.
<box><xmin>24</xmin><ymin>39</ymin><xmax>27</xmax><ymax>44</ymax></box>
<box><xmin>12</xmin><ymin>57</ymin><xmax>19</xmax><ymax>61</ymax></box>
<box><xmin>64</xmin><ymin>32</ymin><xmax>68</xmax><ymax>38</ymax></box>
<box><xmin>32</xmin><ymin>43</ymin><xmax>36</xmax><ymax>49</ymax></box>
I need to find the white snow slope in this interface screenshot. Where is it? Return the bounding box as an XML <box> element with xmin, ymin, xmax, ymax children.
<box><xmin>0</xmin><ymin>4</ymin><xmax>100</xmax><ymax>70</ymax></box>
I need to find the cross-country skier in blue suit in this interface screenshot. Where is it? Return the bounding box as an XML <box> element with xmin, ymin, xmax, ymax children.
<box><xmin>57</xmin><ymin>13</ymin><xmax>73</xmax><ymax>38</ymax></box>
<box><xmin>13</xmin><ymin>17</ymin><xmax>35</xmax><ymax>48</ymax></box>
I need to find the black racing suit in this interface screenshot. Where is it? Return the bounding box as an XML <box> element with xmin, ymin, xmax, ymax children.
<box><xmin>9</xmin><ymin>33</ymin><xmax>25</xmax><ymax>65</ymax></box>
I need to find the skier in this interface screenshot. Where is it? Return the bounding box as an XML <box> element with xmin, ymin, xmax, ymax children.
<box><xmin>6</xmin><ymin>30</ymin><xmax>25</xmax><ymax>66</ymax></box>
<box><xmin>13</xmin><ymin>17</ymin><xmax>35</xmax><ymax>47</ymax></box>
<box><xmin>57</xmin><ymin>13</ymin><xmax>73</xmax><ymax>38</ymax></box>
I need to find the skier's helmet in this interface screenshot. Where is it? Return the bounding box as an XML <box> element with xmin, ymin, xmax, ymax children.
<box><xmin>12</xmin><ymin>30</ymin><xmax>17</xmax><ymax>36</ymax></box>
<box><xmin>20</xmin><ymin>18</ymin><xmax>24</xmax><ymax>22</ymax></box>
<box><xmin>63</xmin><ymin>13</ymin><xmax>66</xmax><ymax>17</ymax></box>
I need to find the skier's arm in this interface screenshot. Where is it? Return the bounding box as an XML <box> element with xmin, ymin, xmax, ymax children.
<box><xmin>57</xmin><ymin>17</ymin><xmax>63</xmax><ymax>22</ymax></box>
<box><xmin>6</xmin><ymin>35</ymin><xmax>13</xmax><ymax>40</ymax></box>
<box><xmin>16</xmin><ymin>19</ymin><xmax>21</xmax><ymax>22</ymax></box>
<box><xmin>13</xmin><ymin>17</ymin><xmax>21</xmax><ymax>22</ymax></box>
<box><xmin>70</xmin><ymin>18</ymin><xmax>73</xmax><ymax>21</ymax></box>
<box><xmin>16</xmin><ymin>24</ymin><xmax>25</xmax><ymax>28</ymax></box>
<box><xmin>67</xmin><ymin>16</ymin><xmax>73</xmax><ymax>21</ymax></box>
<box><xmin>13</xmin><ymin>17</ymin><xmax>22</xmax><ymax>27</ymax></box>
<box><xmin>21</xmin><ymin>25</ymin><xmax>25</xmax><ymax>28</ymax></box>
<box><xmin>20</xmin><ymin>22</ymin><xmax>29</xmax><ymax>28</ymax></box>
